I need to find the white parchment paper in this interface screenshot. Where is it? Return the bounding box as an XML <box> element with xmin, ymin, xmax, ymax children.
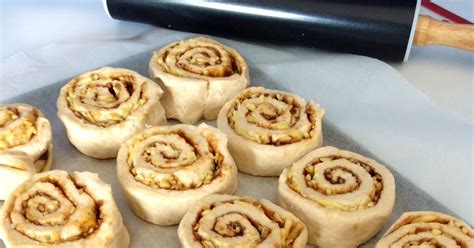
<box><xmin>0</xmin><ymin>28</ymin><xmax>472</xmax><ymax>227</ymax></box>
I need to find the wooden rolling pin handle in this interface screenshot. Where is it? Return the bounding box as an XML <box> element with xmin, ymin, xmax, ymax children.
<box><xmin>414</xmin><ymin>15</ymin><xmax>474</xmax><ymax>51</ymax></box>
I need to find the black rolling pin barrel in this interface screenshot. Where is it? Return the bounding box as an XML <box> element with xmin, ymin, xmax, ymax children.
<box><xmin>105</xmin><ymin>0</ymin><xmax>418</xmax><ymax>61</ymax></box>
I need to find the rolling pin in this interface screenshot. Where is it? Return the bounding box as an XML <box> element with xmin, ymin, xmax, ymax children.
<box><xmin>103</xmin><ymin>0</ymin><xmax>474</xmax><ymax>61</ymax></box>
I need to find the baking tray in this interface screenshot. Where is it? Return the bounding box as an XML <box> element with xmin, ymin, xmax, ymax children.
<box><xmin>0</xmin><ymin>49</ymin><xmax>454</xmax><ymax>248</ymax></box>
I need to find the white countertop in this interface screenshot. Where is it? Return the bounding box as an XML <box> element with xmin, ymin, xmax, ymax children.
<box><xmin>1</xmin><ymin>1</ymin><xmax>473</xmax><ymax>223</ymax></box>
<box><xmin>2</xmin><ymin>1</ymin><xmax>472</xmax><ymax>122</ymax></box>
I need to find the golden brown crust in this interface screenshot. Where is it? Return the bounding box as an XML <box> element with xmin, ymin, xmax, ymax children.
<box><xmin>278</xmin><ymin>146</ymin><xmax>396</xmax><ymax>247</ymax></box>
<box><xmin>217</xmin><ymin>87</ymin><xmax>324</xmax><ymax>176</ymax></box>
<box><xmin>117</xmin><ymin>124</ymin><xmax>238</xmax><ymax>225</ymax></box>
<box><xmin>57</xmin><ymin>67</ymin><xmax>166</xmax><ymax>159</ymax></box>
<box><xmin>0</xmin><ymin>103</ymin><xmax>52</xmax><ymax>200</ymax></box>
<box><xmin>0</xmin><ymin>170</ymin><xmax>129</xmax><ymax>248</ymax></box>
<box><xmin>149</xmin><ymin>37</ymin><xmax>249</xmax><ymax>124</ymax></box>
<box><xmin>178</xmin><ymin>194</ymin><xmax>307</xmax><ymax>248</ymax></box>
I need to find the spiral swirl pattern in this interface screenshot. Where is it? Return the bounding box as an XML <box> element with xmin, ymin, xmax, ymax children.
<box><xmin>154</xmin><ymin>37</ymin><xmax>243</xmax><ymax>78</ymax></box>
<box><xmin>0</xmin><ymin>170</ymin><xmax>129</xmax><ymax>247</ymax></box>
<box><xmin>65</xmin><ymin>68</ymin><xmax>152</xmax><ymax>127</ymax></box>
<box><xmin>149</xmin><ymin>37</ymin><xmax>249</xmax><ymax>124</ymax></box>
<box><xmin>178</xmin><ymin>194</ymin><xmax>307</xmax><ymax>248</ymax></box>
<box><xmin>217</xmin><ymin>87</ymin><xmax>324</xmax><ymax>176</ymax></box>
<box><xmin>376</xmin><ymin>211</ymin><xmax>473</xmax><ymax>248</ymax></box>
<box><xmin>0</xmin><ymin>104</ymin><xmax>52</xmax><ymax>200</ymax></box>
<box><xmin>57</xmin><ymin>67</ymin><xmax>166</xmax><ymax>159</ymax></box>
<box><xmin>126</xmin><ymin>125</ymin><xmax>222</xmax><ymax>190</ymax></box>
<box><xmin>286</xmin><ymin>153</ymin><xmax>385</xmax><ymax>211</ymax></box>
<box><xmin>0</xmin><ymin>106</ymin><xmax>38</xmax><ymax>150</ymax></box>
<box><xmin>278</xmin><ymin>146</ymin><xmax>395</xmax><ymax>247</ymax></box>
<box><xmin>226</xmin><ymin>87</ymin><xmax>320</xmax><ymax>146</ymax></box>
<box><xmin>117</xmin><ymin>124</ymin><xmax>238</xmax><ymax>225</ymax></box>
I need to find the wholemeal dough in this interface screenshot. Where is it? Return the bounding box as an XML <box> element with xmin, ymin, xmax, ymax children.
<box><xmin>217</xmin><ymin>87</ymin><xmax>324</xmax><ymax>176</ymax></box>
<box><xmin>116</xmin><ymin>124</ymin><xmax>238</xmax><ymax>225</ymax></box>
<box><xmin>149</xmin><ymin>36</ymin><xmax>249</xmax><ymax>124</ymax></box>
<box><xmin>57</xmin><ymin>67</ymin><xmax>166</xmax><ymax>159</ymax></box>
<box><xmin>278</xmin><ymin>146</ymin><xmax>396</xmax><ymax>247</ymax></box>
<box><xmin>376</xmin><ymin>211</ymin><xmax>473</xmax><ymax>247</ymax></box>
<box><xmin>178</xmin><ymin>194</ymin><xmax>307</xmax><ymax>248</ymax></box>
<box><xmin>0</xmin><ymin>104</ymin><xmax>52</xmax><ymax>200</ymax></box>
<box><xmin>0</xmin><ymin>170</ymin><xmax>129</xmax><ymax>248</ymax></box>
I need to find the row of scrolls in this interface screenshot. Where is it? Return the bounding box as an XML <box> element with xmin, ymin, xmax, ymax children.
<box><xmin>1</xmin><ymin>36</ymin><xmax>472</xmax><ymax>247</ymax></box>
